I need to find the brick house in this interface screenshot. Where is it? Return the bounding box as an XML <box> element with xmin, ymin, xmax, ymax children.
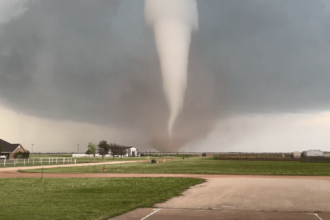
<box><xmin>0</xmin><ymin>139</ymin><xmax>27</xmax><ymax>159</ymax></box>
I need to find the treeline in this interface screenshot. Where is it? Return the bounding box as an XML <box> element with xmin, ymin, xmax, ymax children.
<box><xmin>86</xmin><ymin>140</ymin><xmax>127</xmax><ymax>160</ymax></box>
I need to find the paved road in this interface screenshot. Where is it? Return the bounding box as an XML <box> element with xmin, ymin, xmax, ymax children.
<box><xmin>110</xmin><ymin>208</ymin><xmax>329</xmax><ymax>220</ymax></box>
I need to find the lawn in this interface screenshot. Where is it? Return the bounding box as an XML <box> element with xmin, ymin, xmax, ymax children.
<box><xmin>0</xmin><ymin>178</ymin><xmax>203</xmax><ymax>220</ymax></box>
<box><xmin>21</xmin><ymin>157</ymin><xmax>330</xmax><ymax>176</ymax></box>
<box><xmin>75</xmin><ymin>156</ymin><xmax>150</xmax><ymax>163</ymax></box>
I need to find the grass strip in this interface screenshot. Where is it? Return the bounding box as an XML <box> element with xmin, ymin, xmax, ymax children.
<box><xmin>0</xmin><ymin>177</ymin><xmax>203</xmax><ymax>220</ymax></box>
<box><xmin>22</xmin><ymin>157</ymin><xmax>330</xmax><ymax>176</ymax></box>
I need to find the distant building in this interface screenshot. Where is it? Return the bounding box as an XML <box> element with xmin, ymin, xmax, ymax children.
<box><xmin>122</xmin><ymin>146</ymin><xmax>138</xmax><ymax>157</ymax></box>
<box><xmin>0</xmin><ymin>139</ymin><xmax>27</xmax><ymax>159</ymax></box>
<box><xmin>293</xmin><ymin>151</ymin><xmax>301</xmax><ymax>159</ymax></box>
<box><xmin>72</xmin><ymin>146</ymin><xmax>139</xmax><ymax>158</ymax></box>
<box><xmin>301</xmin><ymin>150</ymin><xmax>324</xmax><ymax>157</ymax></box>
<box><xmin>324</xmin><ymin>152</ymin><xmax>330</xmax><ymax>157</ymax></box>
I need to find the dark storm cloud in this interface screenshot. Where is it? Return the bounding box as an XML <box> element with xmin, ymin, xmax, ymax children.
<box><xmin>1</xmin><ymin>0</ymin><xmax>330</xmax><ymax>150</ymax></box>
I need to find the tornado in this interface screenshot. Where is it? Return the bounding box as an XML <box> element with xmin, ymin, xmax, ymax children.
<box><xmin>145</xmin><ymin>0</ymin><xmax>198</xmax><ymax>137</ymax></box>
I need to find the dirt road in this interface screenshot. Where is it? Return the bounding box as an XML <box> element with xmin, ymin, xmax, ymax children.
<box><xmin>155</xmin><ymin>177</ymin><xmax>330</xmax><ymax>212</ymax></box>
<box><xmin>110</xmin><ymin>208</ymin><xmax>329</xmax><ymax>220</ymax></box>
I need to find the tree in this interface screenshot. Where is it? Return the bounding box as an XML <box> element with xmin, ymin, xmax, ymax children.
<box><xmin>98</xmin><ymin>140</ymin><xmax>110</xmax><ymax>160</ymax></box>
<box><xmin>118</xmin><ymin>147</ymin><xmax>127</xmax><ymax>158</ymax></box>
<box><xmin>86</xmin><ymin>143</ymin><xmax>97</xmax><ymax>161</ymax></box>
<box><xmin>109</xmin><ymin>143</ymin><xmax>121</xmax><ymax>160</ymax></box>
<box><xmin>109</xmin><ymin>144</ymin><xmax>127</xmax><ymax>159</ymax></box>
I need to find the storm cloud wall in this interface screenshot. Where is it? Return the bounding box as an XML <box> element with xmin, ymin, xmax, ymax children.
<box><xmin>1</xmin><ymin>0</ymin><xmax>330</xmax><ymax>151</ymax></box>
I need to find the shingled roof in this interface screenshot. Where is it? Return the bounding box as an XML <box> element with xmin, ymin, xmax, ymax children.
<box><xmin>0</xmin><ymin>139</ymin><xmax>21</xmax><ymax>153</ymax></box>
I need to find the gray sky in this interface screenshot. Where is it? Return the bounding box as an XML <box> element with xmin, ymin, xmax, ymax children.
<box><xmin>1</xmin><ymin>0</ymin><xmax>330</xmax><ymax>152</ymax></box>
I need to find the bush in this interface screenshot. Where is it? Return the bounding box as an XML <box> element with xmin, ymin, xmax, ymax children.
<box><xmin>23</xmin><ymin>151</ymin><xmax>30</xmax><ymax>158</ymax></box>
<box><xmin>14</xmin><ymin>151</ymin><xmax>30</xmax><ymax>159</ymax></box>
<box><xmin>151</xmin><ymin>159</ymin><xmax>157</xmax><ymax>164</ymax></box>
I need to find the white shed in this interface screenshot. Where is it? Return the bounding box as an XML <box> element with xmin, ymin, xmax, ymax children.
<box><xmin>302</xmin><ymin>150</ymin><xmax>324</xmax><ymax>157</ymax></box>
<box><xmin>323</xmin><ymin>152</ymin><xmax>330</xmax><ymax>157</ymax></box>
<box><xmin>126</xmin><ymin>147</ymin><xmax>138</xmax><ymax>157</ymax></box>
<box><xmin>293</xmin><ymin>151</ymin><xmax>301</xmax><ymax>159</ymax></box>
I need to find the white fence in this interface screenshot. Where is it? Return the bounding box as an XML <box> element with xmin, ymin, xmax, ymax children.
<box><xmin>0</xmin><ymin>157</ymin><xmax>73</xmax><ymax>167</ymax></box>
<box><xmin>72</xmin><ymin>154</ymin><xmax>129</xmax><ymax>158</ymax></box>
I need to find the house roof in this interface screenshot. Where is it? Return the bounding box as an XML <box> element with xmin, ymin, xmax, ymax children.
<box><xmin>121</xmin><ymin>146</ymin><xmax>135</xmax><ymax>150</ymax></box>
<box><xmin>0</xmin><ymin>139</ymin><xmax>22</xmax><ymax>153</ymax></box>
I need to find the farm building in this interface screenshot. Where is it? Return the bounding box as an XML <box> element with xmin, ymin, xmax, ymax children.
<box><xmin>73</xmin><ymin>146</ymin><xmax>139</xmax><ymax>158</ymax></box>
<box><xmin>293</xmin><ymin>151</ymin><xmax>301</xmax><ymax>159</ymax></box>
<box><xmin>324</xmin><ymin>152</ymin><xmax>330</xmax><ymax>157</ymax></box>
<box><xmin>123</xmin><ymin>146</ymin><xmax>139</xmax><ymax>157</ymax></box>
<box><xmin>301</xmin><ymin>150</ymin><xmax>324</xmax><ymax>157</ymax></box>
<box><xmin>0</xmin><ymin>139</ymin><xmax>27</xmax><ymax>159</ymax></box>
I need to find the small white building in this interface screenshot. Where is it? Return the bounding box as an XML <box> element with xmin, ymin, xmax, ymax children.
<box><xmin>302</xmin><ymin>150</ymin><xmax>324</xmax><ymax>157</ymax></box>
<box><xmin>293</xmin><ymin>151</ymin><xmax>301</xmax><ymax>159</ymax></box>
<box><xmin>323</xmin><ymin>152</ymin><xmax>330</xmax><ymax>157</ymax></box>
<box><xmin>124</xmin><ymin>147</ymin><xmax>138</xmax><ymax>157</ymax></box>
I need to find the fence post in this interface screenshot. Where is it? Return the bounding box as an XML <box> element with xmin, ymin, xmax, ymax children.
<box><xmin>56</xmin><ymin>158</ymin><xmax>57</xmax><ymax>164</ymax></box>
<box><xmin>4</xmin><ymin>158</ymin><xmax>6</xmax><ymax>167</ymax></box>
<box><xmin>33</xmin><ymin>158</ymin><xmax>34</xmax><ymax>165</ymax></box>
<box><xmin>24</xmin><ymin>159</ymin><xmax>25</xmax><ymax>166</ymax></box>
<box><xmin>63</xmin><ymin>158</ymin><xmax>64</xmax><ymax>163</ymax></box>
<box><xmin>49</xmin><ymin>158</ymin><xmax>50</xmax><ymax>164</ymax></box>
<box><xmin>41</xmin><ymin>158</ymin><xmax>42</xmax><ymax>165</ymax></box>
<box><xmin>14</xmin><ymin>160</ymin><xmax>15</xmax><ymax>166</ymax></box>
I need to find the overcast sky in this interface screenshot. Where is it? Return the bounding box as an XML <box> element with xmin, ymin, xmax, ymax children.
<box><xmin>1</xmin><ymin>0</ymin><xmax>330</xmax><ymax>152</ymax></box>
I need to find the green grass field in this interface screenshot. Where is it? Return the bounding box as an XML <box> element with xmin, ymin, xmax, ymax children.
<box><xmin>0</xmin><ymin>178</ymin><xmax>203</xmax><ymax>220</ymax></box>
<box><xmin>76</xmin><ymin>157</ymin><xmax>149</xmax><ymax>163</ymax></box>
<box><xmin>30</xmin><ymin>154</ymin><xmax>158</xmax><ymax>162</ymax></box>
<box><xmin>22</xmin><ymin>157</ymin><xmax>330</xmax><ymax>176</ymax></box>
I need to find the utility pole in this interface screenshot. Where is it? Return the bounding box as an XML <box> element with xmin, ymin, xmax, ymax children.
<box><xmin>120</xmin><ymin>146</ymin><xmax>122</xmax><ymax>172</ymax></box>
